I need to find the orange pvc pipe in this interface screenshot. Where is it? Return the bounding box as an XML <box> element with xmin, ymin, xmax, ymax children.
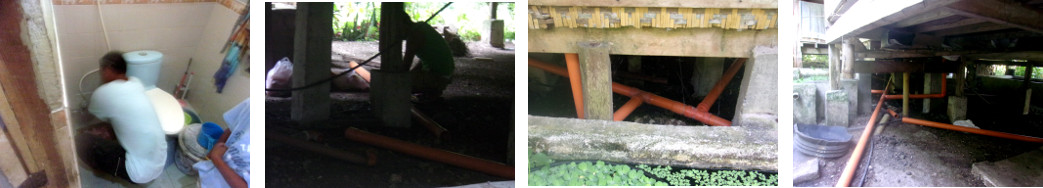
<box><xmin>881</xmin><ymin>74</ymin><xmax>947</xmax><ymax>99</ymax></box>
<box><xmin>613</xmin><ymin>97</ymin><xmax>644</xmax><ymax>121</ymax></box>
<box><xmin>349</xmin><ymin>61</ymin><xmax>371</xmax><ymax>82</ymax></box>
<box><xmin>837</xmin><ymin>80</ymin><xmax>892</xmax><ymax>187</ymax></box>
<box><xmin>345</xmin><ymin>128</ymin><xmax>515</xmax><ymax>179</ymax></box>
<box><xmin>268</xmin><ymin>132</ymin><xmax>377</xmax><ymax>166</ymax></box>
<box><xmin>697</xmin><ymin>58</ymin><xmax>746</xmax><ymax>112</ymax></box>
<box><xmin>411</xmin><ymin>107</ymin><xmax>449</xmax><ymax>140</ymax></box>
<box><xmin>901</xmin><ymin>118</ymin><xmax>1043</xmax><ymax>143</ymax></box>
<box><xmin>565</xmin><ymin>53</ymin><xmax>585</xmax><ymax>119</ymax></box>
<box><xmin>528</xmin><ymin>60</ymin><xmax>731</xmax><ymax>126</ymax></box>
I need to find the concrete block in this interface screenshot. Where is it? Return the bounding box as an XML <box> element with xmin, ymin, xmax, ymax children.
<box><xmin>793</xmin><ymin>151</ymin><xmax>821</xmax><ymax>183</ymax></box>
<box><xmin>371</xmin><ymin>71</ymin><xmax>412</xmax><ymax>128</ymax></box>
<box><xmin>840</xmin><ymin>79</ymin><xmax>858</xmax><ymax>117</ymax></box>
<box><xmin>948</xmin><ymin>96</ymin><xmax>967</xmax><ymax>123</ymax></box>
<box><xmin>826</xmin><ymin>90</ymin><xmax>849</xmax><ymax>126</ymax></box>
<box><xmin>481</xmin><ymin>19</ymin><xmax>504</xmax><ymax>48</ymax></box>
<box><xmin>858</xmin><ymin>73</ymin><xmax>872</xmax><ymax>114</ymax></box>
<box><xmin>794</xmin><ymin>83</ymin><xmax>817</xmax><ymax>125</ymax></box>
<box><xmin>733</xmin><ymin>46</ymin><xmax>778</xmax><ymax>128</ymax></box>
<box><xmin>971</xmin><ymin>148</ymin><xmax>1043</xmax><ymax>187</ymax></box>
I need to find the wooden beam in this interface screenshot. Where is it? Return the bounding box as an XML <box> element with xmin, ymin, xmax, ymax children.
<box><xmin>912</xmin><ymin>17</ymin><xmax>986</xmax><ymax>33</ymax></box>
<box><xmin>892</xmin><ymin>8</ymin><xmax>956</xmax><ymax>28</ymax></box>
<box><xmin>853</xmin><ymin>60</ymin><xmax>960</xmax><ymax>73</ymax></box>
<box><xmin>527</xmin><ymin>0</ymin><xmax>778</xmax><ymax>8</ymax></box>
<box><xmin>529</xmin><ymin>28</ymin><xmax>777</xmax><ymax>58</ymax></box>
<box><xmin>825</xmin><ymin>0</ymin><xmax>859</xmax><ymax>23</ymax></box>
<box><xmin>577</xmin><ymin>42</ymin><xmax>613</xmax><ymax>120</ymax></box>
<box><xmin>968</xmin><ymin>51</ymin><xmax>1043</xmax><ymax>62</ymax></box>
<box><xmin>946</xmin><ymin>0</ymin><xmax>1043</xmax><ymax>34</ymax></box>
<box><xmin>823</xmin><ymin>0</ymin><xmax>961</xmax><ymax>43</ymax></box>
<box><xmin>931</xmin><ymin>22</ymin><xmax>1011</xmax><ymax>37</ymax></box>
<box><xmin>291</xmin><ymin>2</ymin><xmax>333</xmax><ymax>125</ymax></box>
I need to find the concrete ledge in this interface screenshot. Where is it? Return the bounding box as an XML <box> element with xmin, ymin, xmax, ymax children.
<box><xmin>528</xmin><ymin>116</ymin><xmax>778</xmax><ymax>171</ymax></box>
<box><xmin>971</xmin><ymin>148</ymin><xmax>1043</xmax><ymax>187</ymax></box>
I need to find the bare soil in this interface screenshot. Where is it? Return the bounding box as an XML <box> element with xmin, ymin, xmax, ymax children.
<box><xmin>797</xmin><ymin>98</ymin><xmax>1043</xmax><ymax>187</ymax></box>
<box><xmin>265</xmin><ymin>41</ymin><xmax>515</xmax><ymax>187</ymax></box>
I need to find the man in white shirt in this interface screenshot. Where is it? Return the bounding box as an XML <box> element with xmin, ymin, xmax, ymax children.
<box><xmin>75</xmin><ymin>51</ymin><xmax>167</xmax><ymax>184</ymax></box>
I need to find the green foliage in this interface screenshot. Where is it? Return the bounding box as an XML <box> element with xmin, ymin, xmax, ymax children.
<box><xmin>794</xmin><ymin>75</ymin><xmax>828</xmax><ymax>83</ymax></box>
<box><xmin>802</xmin><ymin>55</ymin><xmax>827</xmax><ymax>63</ymax></box>
<box><xmin>331</xmin><ymin>2</ymin><xmax>516</xmax><ymax>42</ymax></box>
<box><xmin>527</xmin><ymin>154</ymin><xmax>778</xmax><ymax>186</ymax></box>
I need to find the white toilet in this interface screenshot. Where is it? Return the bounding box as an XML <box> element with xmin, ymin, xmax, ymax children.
<box><xmin>123</xmin><ymin>50</ymin><xmax>186</xmax><ymax>135</ymax></box>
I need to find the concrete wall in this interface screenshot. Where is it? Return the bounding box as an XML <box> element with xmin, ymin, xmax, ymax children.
<box><xmin>53</xmin><ymin>1</ymin><xmax>247</xmax><ymax>127</ymax></box>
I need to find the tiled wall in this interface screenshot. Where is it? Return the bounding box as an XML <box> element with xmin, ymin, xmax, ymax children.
<box><xmin>184</xmin><ymin>2</ymin><xmax>250</xmax><ymax>126</ymax></box>
<box><xmin>54</xmin><ymin>0</ymin><xmax>246</xmax><ymax>127</ymax></box>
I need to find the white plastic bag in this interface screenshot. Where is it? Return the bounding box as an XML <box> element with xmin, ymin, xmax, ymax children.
<box><xmin>265</xmin><ymin>57</ymin><xmax>293</xmax><ymax>97</ymax></box>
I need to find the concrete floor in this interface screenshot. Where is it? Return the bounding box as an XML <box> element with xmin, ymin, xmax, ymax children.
<box><xmin>796</xmin><ymin>111</ymin><xmax>1041</xmax><ymax>187</ymax></box>
<box><xmin>79</xmin><ymin>163</ymin><xmax>196</xmax><ymax>188</ymax></box>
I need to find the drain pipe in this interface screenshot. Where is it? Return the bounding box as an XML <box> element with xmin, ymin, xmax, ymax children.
<box><xmin>883</xmin><ymin>108</ymin><xmax>1043</xmax><ymax>143</ymax></box>
<box><xmin>837</xmin><ymin>80</ymin><xmax>892</xmax><ymax>187</ymax></box>
<box><xmin>529</xmin><ymin>59</ymin><xmax>731</xmax><ymax>126</ymax></box>
<box><xmin>696</xmin><ymin>58</ymin><xmax>746</xmax><ymax>112</ymax></box>
<box><xmin>345</xmin><ymin>128</ymin><xmax>514</xmax><ymax>179</ymax></box>
<box><xmin>613</xmin><ymin>97</ymin><xmax>644</xmax><ymax>121</ymax></box>
<box><xmin>349</xmin><ymin>63</ymin><xmax>449</xmax><ymax>139</ymax></box>
<box><xmin>267</xmin><ymin>132</ymin><xmax>377</xmax><ymax>166</ymax></box>
<box><xmin>565</xmin><ymin>53</ymin><xmax>585</xmax><ymax>119</ymax></box>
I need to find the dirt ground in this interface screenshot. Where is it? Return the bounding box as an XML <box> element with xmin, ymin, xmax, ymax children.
<box><xmin>265</xmin><ymin>41</ymin><xmax>515</xmax><ymax>187</ymax></box>
<box><xmin>797</xmin><ymin>99</ymin><xmax>1043</xmax><ymax>187</ymax></box>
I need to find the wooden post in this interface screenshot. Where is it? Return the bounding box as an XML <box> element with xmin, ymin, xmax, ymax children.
<box><xmin>490</xmin><ymin>2</ymin><xmax>498</xmax><ymax>19</ymax></box>
<box><xmin>828</xmin><ymin>44</ymin><xmax>841</xmax><ymax>89</ymax></box>
<box><xmin>291</xmin><ymin>2</ymin><xmax>333</xmax><ymax>125</ymax></box>
<box><xmin>371</xmin><ymin>2</ymin><xmax>412</xmax><ymax>127</ymax></box>
<box><xmin>841</xmin><ymin>37</ymin><xmax>856</xmax><ymax>80</ymax></box>
<box><xmin>578</xmin><ymin>42</ymin><xmax>613</xmax><ymax>120</ymax></box>
<box><xmin>1024</xmin><ymin>63</ymin><xmax>1034</xmax><ymax>115</ymax></box>
<box><xmin>903</xmin><ymin>72</ymin><xmax>910</xmax><ymax>116</ymax></box>
<box><xmin>956</xmin><ymin>58</ymin><xmax>968</xmax><ymax>97</ymax></box>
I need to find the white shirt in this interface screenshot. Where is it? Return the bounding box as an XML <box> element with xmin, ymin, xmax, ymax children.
<box><xmin>89</xmin><ymin>77</ymin><xmax>167</xmax><ymax>183</ymax></box>
<box><xmin>195</xmin><ymin>98</ymin><xmax>251</xmax><ymax>187</ymax></box>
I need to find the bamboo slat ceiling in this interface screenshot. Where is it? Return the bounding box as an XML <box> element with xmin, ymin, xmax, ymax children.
<box><xmin>528</xmin><ymin>6</ymin><xmax>777</xmax><ymax>30</ymax></box>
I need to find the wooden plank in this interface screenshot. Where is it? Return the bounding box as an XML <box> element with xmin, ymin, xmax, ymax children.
<box><xmin>823</xmin><ymin>0</ymin><xmax>961</xmax><ymax>43</ymax></box>
<box><xmin>912</xmin><ymin>17</ymin><xmax>986</xmax><ymax>33</ymax></box>
<box><xmin>0</xmin><ymin>126</ymin><xmax>28</xmax><ymax>186</ymax></box>
<box><xmin>0</xmin><ymin>79</ymin><xmax>35</xmax><ymax>172</ymax></box>
<box><xmin>577</xmin><ymin>42</ymin><xmax>613</xmax><ymax>120</ymax></box>
<box><xmin>892</xmin><ymin>8</ymin><xmax>956</xmax><ymax>28</ymax></box>
<box><xmin>528</xmin><ymin>0</ymin><xmax>778</xmax><ymax>9</ymax></box>
<box><xmin>529</xmin><ymin>28</ymin><xmax>777</xmax><ymax>58</ymax></box>
<box><xmin>946</xmin><ymin>0</ymin><xmax>1043</xmax><ymax>34</ymax></box>
<box><xmin>291</xmin><ymin>2</ymin><xmax>333</xmax><ymax>125</ymax></box>
<box><xmin>930</xmin><ymin>22</ymin><xmax>1011</xmax><ymax>37</ymax></box>
<box><xmin>852</xmin><ymin>60</ymin><xmax>960</xmax><ymax>73</ymax></box>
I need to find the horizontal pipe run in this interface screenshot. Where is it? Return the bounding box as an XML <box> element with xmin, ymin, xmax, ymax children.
<box><xmin>565</xmin><ymin>53</ymin><xmax>585</xmax><ymax>119</ymax></box>
<box><xmin>344</xmin><ymin>128</ymin><xmax>515</xmax><ymax>179</ymax></box>
<box><xmin>613</xmin><ymin>97</ymin><xmax>644</xmax><ymax>121</ymax></box>
<box><xmin>529</xmin><ymin>59</ymin><xmax>731</xmax><ymax>126</ymax></box>
<box><xmin>837</xmin><ymin>79</ymin><xmax>892</xmax><ymax>187</ymax></box>
<box><xmin>901</xmin><ymin>118</ymin><xmax>1043</xmax><ymax>143</ymax></box>
<box><xmin>267</xmin><ymin>132</ymin><xmax>377</xmax><ymax>166</ymax></box>
<box><xmin>875</xmin><ymin>74</ymin><xmax>947</xmax><ymax>99</ymax></box>
<box><xmin>696</xmin><ymin>58</ymin><xmax>746</xmax><ymax>112</ymax></box>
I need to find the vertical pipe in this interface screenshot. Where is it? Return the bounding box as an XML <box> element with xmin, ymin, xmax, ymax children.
<box><xmin>565</xmin><ymin>53</ymin><xmax>585</xmax><ymax>119</ymax></box>
<box><xmin>903</xmin><ymin>72</ymin><xmax>910</xmax><ymax>116</ymax></box>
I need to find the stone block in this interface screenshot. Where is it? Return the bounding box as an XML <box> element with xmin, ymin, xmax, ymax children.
<box><xmin>948</xmin><ymin>96</ymin><xmax>967</xmax><ymax>122</ymax></box>
<box><xmin>794</xmin><ymin>151</ymin><xmax>821</xmax><ymax>183</ymax></box>
<box><xmin>826</xmin><ymin>90</ymin><xmax>849</xmax><ymax>126</ymax></box>
<box><xmin>840</xmin><ymin>79</ymin><xmax>858</xmax><ymax>117</ymax></box>
<box><xmin>794</xmin><ymin>83</ymin><xmax>817</xmax><ymax>125</ymax></box>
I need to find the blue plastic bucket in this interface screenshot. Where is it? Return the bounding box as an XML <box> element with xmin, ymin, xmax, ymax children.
<box><xmin>197</xmin><ymin>122</ymin><xmax>224</xmax><ymax>150</ymax></box>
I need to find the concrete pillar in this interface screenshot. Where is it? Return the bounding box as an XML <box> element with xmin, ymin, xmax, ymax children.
<box><xmin>733</xmin><ymin>46</ymin><xmax>778</xmax><ymax>128</ymax></box>
<box><xmin>692</xmin><ymin>57</ymin><xmax>725</xmax><ymax>97</ymax></box>
<box><xmin>626</xmin><ymin>56</ymin><xmax>643</xmax><ymax>87</ymax></box>
<box><xmin>291</xmin><ymin>2</ymin><xmax>333</xmax><ymax>125</ymax></box>
<box><xmin>840</xmin><ymin>79</ymin><xmax>857</xmax><ymax>118</ymax></box>
<box><xmin>482</xmin><ymin>19</ymin><xmax>505</xmax><ymax>48</ymax></box>
<box><xmin>794</xmin><ymin>83</ymin><xmax>817</xmax><ymax>125</ymax></box>
<box><xmin>903</xmin><ymin>72</ymin><xmax>910</xmax><ymax>116</ymax></box>
<box><xmin>858</xmin><ymin>73</ymin><xmax>872</xmax><ymax>114</ymax></box>
<box><xmin>826</xmin><ymin>90</ymin><xmax>849</xmax><ymax>126</ymax></box>
<box><xmin>828</xmin><ymin>44</ymin><xmax>841</xmax><ymax>89</ymax></box>
<box><xmin>841</xmin><ymin>38</ymin><xmax>855</xmax><ymax>80</ymax></box>
<box><xmin>1024</xmin><ymin>65</ymin><xmax>1034</xmax><ymax>115</ymax></box>
<box><xmin>949</xmin><ymin>96</ymin><xmax>967</xmax><ymax>122</ymax></box>
<box><xmin>372</xmin><ymin>2</ymin><xmax>411</xmax><ymax>127</ymax></box>
<box><xmin>956</xmin><ymin>58</ymin><xmax>968</xmax><ymax>97</ymax></box>
<box><xmin>577</xmin><ymin>42</ymin><xmax>613</xmax><ymax>120</ymax></box>
<box><xmin>924</xmin><ymin>73</ymin><xmax>932</xmax><ymax>113</ymax></box>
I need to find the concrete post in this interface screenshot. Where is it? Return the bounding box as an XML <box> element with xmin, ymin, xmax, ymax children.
<box><xmin>733</xmin><ymin>46</ymin><xmax>778</xmax><ymax>128</ymax></box>
<box><xmin>841</xmin><ymin>38</ymin><xmax>855</xmax><ymax>80</ymax></box>
<box><xmin>841</xmin><ymin>79</ymin><xmax>857</xmax><ymax>118</ymax></box>
<box><xmin>826</xmin><ymin>90</ymin><xmax>849</xmax><ymax>126</ymax></box>
<box><xmin>924</xmin><ymin>73</ymin><xmax>932</xmax><ymax>113</ymax></box>
<box><xmin>482</xmin><ymin>20</ymin><xmax>505</xmax><ymax>48</ymax></box>
<box><xmin>291</xmin><ymin>2</ymin><xmax>333</xmax><ymax>125</ymax></box>
<box><xmin>372</xmin><ymin>3</ymin><xmax>411</xmax><ymax>127</ymax></box>
<box><xmin>949</xmin><ymin>96</ymin><xmax>968</xmax><ymax>122</ymax></box>
<box><xmin>693</xmin><ymin>58</ymin><xmax>725</xmax><ymax>97</ymax></box>
<box><xmin>794</xmin><ymin>83</ymin><xmax>817</xmax><ymax>125</ymax></box>
<box><xmin>858</xmin><ymin>73</ymin><xmax>872</xmax><ymax>114</ymax></box>
<box><xmin>577</xmin><ymin>42</ymin><xmax>613</xmax><ymax>120</ymax></box>
<box><xmin>1024</xmin><ymin>65</ymin><xmax>1034</xmax><ymax>115</ymax></box>
<box><xmin>828</xmin><ymin>44</ymin><xmax>841</xmax><ymax>90</ymax></box>
<box><xmin>903</xmin><ymin>72</ymin><xmax>910</xmax><ymax>116</ymax></box>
